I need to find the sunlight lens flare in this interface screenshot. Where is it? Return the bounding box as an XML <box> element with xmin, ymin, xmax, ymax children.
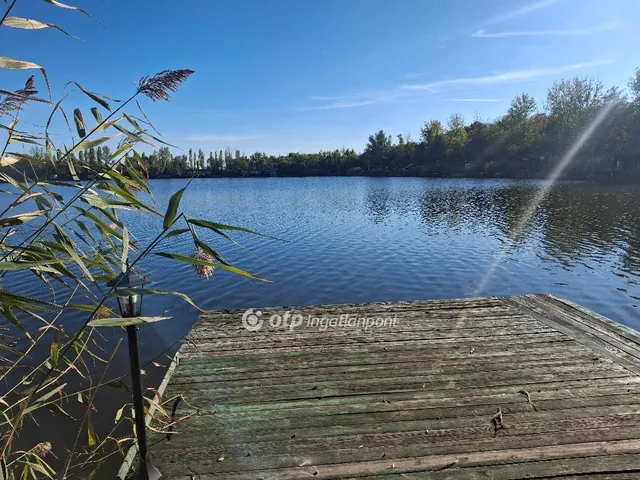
<box><xmin>475</xmin><ymin>100</ymin><xmax>618</xmax><ymax>295</ymax></box>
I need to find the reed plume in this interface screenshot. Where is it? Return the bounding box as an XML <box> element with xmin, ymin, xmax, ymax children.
<box><xmin>137</xmin><ymin>69</ymin><xmax>195</xmax><ymax>102</ymax></box>
<box><xmin>0</xmin><ymin>75</ymin><xmax>38</xmax><ymax>115</ymax></box>
<box><xmin>191</xmin><ymin>247</ymin><xmax>214</xmax><ymax>279</ymax></box>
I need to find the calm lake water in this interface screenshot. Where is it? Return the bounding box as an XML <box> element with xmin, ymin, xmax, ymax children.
<box><xmin>5</xmin><ymin>176</ymin><xmax>640</xmax><ymax>472</ymax></box>
<box><xmin>141</xmin><ymin>177</ymin><xmax>639</xmax><ymax>327</ymax></box>
<box><xmin>11</xmin><ymin>176</ymin><xmax>640</xmax><ymax>359</ymax></box>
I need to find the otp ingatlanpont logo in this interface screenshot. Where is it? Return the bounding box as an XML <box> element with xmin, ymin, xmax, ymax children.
<box><xmin>241</xmin><ymin>308</ymin><xmax>263</xmax><ymax>331</ymax></box>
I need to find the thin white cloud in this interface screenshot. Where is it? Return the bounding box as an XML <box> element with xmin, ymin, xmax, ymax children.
<box><xmin>482</xmin><ymin>0</ymin><xmax>562</xmax><ymax>27</ymax></box>
<box><xmin>448</xmin><ymin>98</ymin><xmax>503</xmax><ymax>102</ymax></box>
<box><xmin>401</xmin><ymin>59</ymin><xmax>616</xmax><ymax>92</ymax></box>
<box><xmin>309</xmin><ymin>95</ymin><xmax>358</xmax><ymax>101</ymax></box>
<box><xmin>181</xmin><ymin>134</ymin><xmax>266</xmax><ymax>142</ymax></box>
<box><xmin>297</xmin><ymin>100</ymin><xmax>377</xmax><ymax>111</ymax></box>
<box><xmin>472</xmin><ymin>23</ymin><xmax>619</xmax><ymax>38</ymax></box>
<box><xmin>404</xmin><ymin>73</ymin><xmax>428</xmax><ymax>79</ymax></box>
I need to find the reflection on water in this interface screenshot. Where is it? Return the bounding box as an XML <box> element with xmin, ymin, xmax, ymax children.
<box><xmin>6</xmin><ymin>177</ymin><xmax>639</xmax><ymax>348</ymax></box>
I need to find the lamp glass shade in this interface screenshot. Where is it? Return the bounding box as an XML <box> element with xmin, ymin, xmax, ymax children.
<box><xmin>106</xmin><ymin>268</ymin><xmax>150</xmax><ymax>318</ymax></box>
<box><xmin>116</xmin><ymin>293</ymin><xmax>142</xmax><ymax>317</ymax></box>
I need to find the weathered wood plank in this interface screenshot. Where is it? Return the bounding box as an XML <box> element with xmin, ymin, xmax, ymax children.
<box><xmin>122</xmin><ymin>295</ymin><xmax>640</xmax><ymax>479</ymax></box>
<box><xmin>161</xmin><ymin>440</ymin><xmax>640</xmax><ymax>479</ymax></box>
<box><xmin>154</xmin><ymin>413</ymin><xmax>640</xmax><ymax>460</ymax></box>
<box><xmin>506</xmin><ymin>295</ymin><xmax>640</xmax><ymax>375</ymax></box>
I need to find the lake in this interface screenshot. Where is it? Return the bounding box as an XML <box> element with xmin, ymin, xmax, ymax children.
<box><xmin>12</xmin><ymin>176</ymin><xmax>640</xmax><ymax>358</ymax></box>
<box><xmin>5</xmin><ymin>176</ymin><xmax>640</xmax><ymax>473</ymax></box>
<box><xmin>138</xmin><ymin>176</ymin><xmax>639</xmax><ymax>328</ymax></box>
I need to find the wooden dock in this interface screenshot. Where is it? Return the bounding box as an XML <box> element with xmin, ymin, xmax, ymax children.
<box><xmin>120</xmin><ymin>294</ymin><xmax>640</xmax><ymax>479</ymax></box>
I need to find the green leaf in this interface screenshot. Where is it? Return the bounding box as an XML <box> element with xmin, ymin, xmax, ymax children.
<box><xmin>4</xmin><ymin>16</ymin><xmax>71</xmax><ymax>35</ymax></box>
<box><xmin>87</xmin><ymin>414</ymin><xmax>97</xmax><ymax>446</ymax></box>
<box><xmin>90</xmin><ymin>107</ymin><xmax>103</xmax><ymax>123</ymax></box>
<box><xmin>194</xmin><ymin>238</ymin><xmax>229</xmax><ymax>265</ymax></box>
<box><xmin>104</xmin><ymin>379</ymin><xmax>130</xmax><ymax>392</ymax></box>
<box><xmin>69</xmin><ymin>134</ymin><xmax>118</xmax><ymax>154</ymax></box>
<box><xmin>154</xmin><ymin>252</ymin><xmax>271</xmax><ymax>282</ymax></box>
<box><xmin>106</xmin><ymin>288</ymin><xmax>202</xmax><ymax>311</ymax></box>
<box><xmin>43</xmin><ymin>0</ymin><xmax>97</xmax><ymax>21</ymax></box>
<box><xmin>164</xmin><ymin>228</ymin><xmax>189</xmax><ymax>239</ymax></box>
<box><xmin>67</xmin><ymin>81</ymin><xmax>112</xmax><ymax>111</ymax></box>
<box><xmin>66</xmin><ymin>155</ymin><xmax>80</xmax><ymax>181</ymax></box>
<box><xmin>53</xmin><ymin>224</ymin><xmax>95</xmax><ymax>281</ymax></box>
<box><xmin>163</xmin><ymin>187</ymin><xmax>185</xmax><ymax>230</ymax></box>
<box><xmin>0</xmin><ymin>306</ymin><xmax>32</xmax><ymax>340</ymax></box>
<box><xmin>0</xmin><ymin>258</ymin><xmax>65</xmax><ymax>270</ymax></box>
<box><xmin>0</xmin><ymin>156</ymin><xmax>20</xmax><ymax>166</ymax></box>
<box><xmin>73</xmin><ymin>108</ymin><xmax>86</xmax><ymax>138</ymax></box>
<box><xmin>24</xmin><ymin>383</ymin><xmax>66</xmax><ymax>415</ymax></box>
<box><xmin>76</xmin><ymin>220</ymin><xmax>96</xmax><ymax>244</ymax></box>
<box><xmin>81</xmin><ymin>193</ymin><xmax>132</xmax><ymax>210</ymax></box>
<box><xmin>102</xmin><ymin>168</ymin><xmax>147</xmax><ymax>193</ymax></box>
<box><xmin>0</xmin><ymin>56</ymin><xmax>41</xmax><ymax>69</ymax></box>
<box><xmin>123</xmin><ymin>112</ymin><xmax>143</xmax><ymax>131</ymax></box>
<box><xmin>12</xmin><ymin>192</ymin><xmax>43</xmax><ymax>207</ymax></box>
<box><xmin>112</xmin><ymin>124</ymin><xmax>157</xmax><ymax>147</ymax></box>
<box><xmin>49</xmin><ymin>328</ymin><xmax>62</xmax><ymax>367</ymax></box>
<box><xmin>114</xmin><ymin>405</ymin><xmax>126</xmax><ymax>423</ymax></box>
<box><xmin>88</xmin><ymin>316</ymin><xmax>172</xmax><ymax>327</ymax></box>
<box><xmin>0</xmin><ymin>210</ymin><xmax>44</xmax><ymax>227</ymax></box>
<box><xmin>121</xmin><ymin>226</ymin><xmax>129</xmax><ymax>272</ymax></box>
<box><xmin>74</xmin><ymin>207</ymin><xmax>124</xmax><ymax>241</ymax></box>
<box><xmin>99</xmin><ymin>182</ymin><xmax>160</xmax><ymax>215</ymax></box>
<box><xmin>187</xmin><ymin>218</ymin><xmax>278</xmax><ymax>240</ymax></box>
<box><xmin>93</xmin><ymin>116</ymin><xmax>124</xmax><ymax>134</ymax></box>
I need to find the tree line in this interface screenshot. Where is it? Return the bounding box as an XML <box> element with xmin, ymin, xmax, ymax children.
<box><xmin>9</xmin><ymin>68</ymin><xmax>640</xmax><ymax>182</ymax></box>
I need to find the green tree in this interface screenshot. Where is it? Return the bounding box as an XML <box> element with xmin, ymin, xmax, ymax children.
<box><xmin>363</xmin><ymin>130</ymin><xmax>393</xmax><ymax>170</ymax></box>
<box><xmin>96</xmin><ymin>145</ymin><xmax>103</xmax><ymax>165</ymax></box>
<box><xmin>545</xmin><ymin>76</ymin><xmax>606</xmax><ymax>149</ymax></box>
<box><xmin>418</xmin><ymin>120</ymin><xmax>446</xmax><ymax>172</ymax></box>
<box><xmin>158</xmin><ymin>147</ymin><xmax>172</xmax><ymax>174</ymax></box>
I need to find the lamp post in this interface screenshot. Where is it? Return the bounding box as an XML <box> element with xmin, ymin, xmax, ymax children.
<box><xmin>107</xmin><ymin>268</ymin><xmax>160</xmax><ymax>480</ymax></box>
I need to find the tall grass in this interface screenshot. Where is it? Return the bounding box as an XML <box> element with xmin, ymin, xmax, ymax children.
<box><xmin>0</xmin><ymin>2</ymin><xmax>267</xmax><ymax>478</ymax></box>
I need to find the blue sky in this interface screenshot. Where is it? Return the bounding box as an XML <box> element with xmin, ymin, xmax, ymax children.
<box><xmin>3</xmin><ymin>0</ymin><xmax>639</xmax><ymax>155</ymax></box>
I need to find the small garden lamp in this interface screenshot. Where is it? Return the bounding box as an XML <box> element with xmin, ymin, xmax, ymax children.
<box><xmin>108</xmin><ymin>268</ymin><xmax>149</xmax><ymax>318</ymax></box>
<box><xmin>106</xmin><ymin>268</ymin><xmax>160</xmax><ymax>480</ymax></box>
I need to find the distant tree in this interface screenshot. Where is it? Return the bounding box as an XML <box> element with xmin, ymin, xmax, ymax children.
<box><xmin>444</xmin><ymin>114</ymin><xmax>468</xmax><ymax>166</ymax></box>
<box><xmin>545</xmin><ymin>76</ymin><xmax>606</xmax><ymax>149</ymax></box>
<box><xmin>629</xmin><ymin>68</ymin><xmax>640</xmax><ymax>104</ymax></box>
<box><xmin>188</xmin><ymin>148</ymin><xmax>193</xmax><ymax>169</ymax></box>
<box><xmin>363</xmin><ymin>130</ymin><xmax>393</xmax><ymax>169</ymax></box>
<box><xmin>197</xmin><ymin>149</ymin><xmax>205</xmax><ymax>169</ymax></box>
<box><xmin>500</xmin><ymin>93</ymin><xmax>540</xmax><ymax>157</ymax></box>
<box><xmin>88</xmin><ymin>147</ymin><xmax>97</xmax><ymax>169</ymax></box>
<box><xmin>155</xmin><ymin>147</ymin><xmax>171</xmax><ymax>175</ymax></box>
<box><xmin>420</xmin><ymin>120</ymin><xmax>444</xmax><ymax>145</ymax></box>
<box><xmin>101</xmin><ymin>146</ymin><xmax>111</xmax><ymax>166</ymax></box>
<box><xmin>507</xmin><ymin>93</ymin><xmax>537</xmax><ymax>123</ymax></box>
<box><xmin>96</xmin><ymin>145</ymin><xmax>103</xmax><ymax>166</ymax></box>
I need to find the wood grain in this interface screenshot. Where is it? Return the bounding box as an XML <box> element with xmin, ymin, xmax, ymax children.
<box><xmin>122</xmin><ymin>295</ymin><xmax>640</xmax><ymax>479</ymax></box>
